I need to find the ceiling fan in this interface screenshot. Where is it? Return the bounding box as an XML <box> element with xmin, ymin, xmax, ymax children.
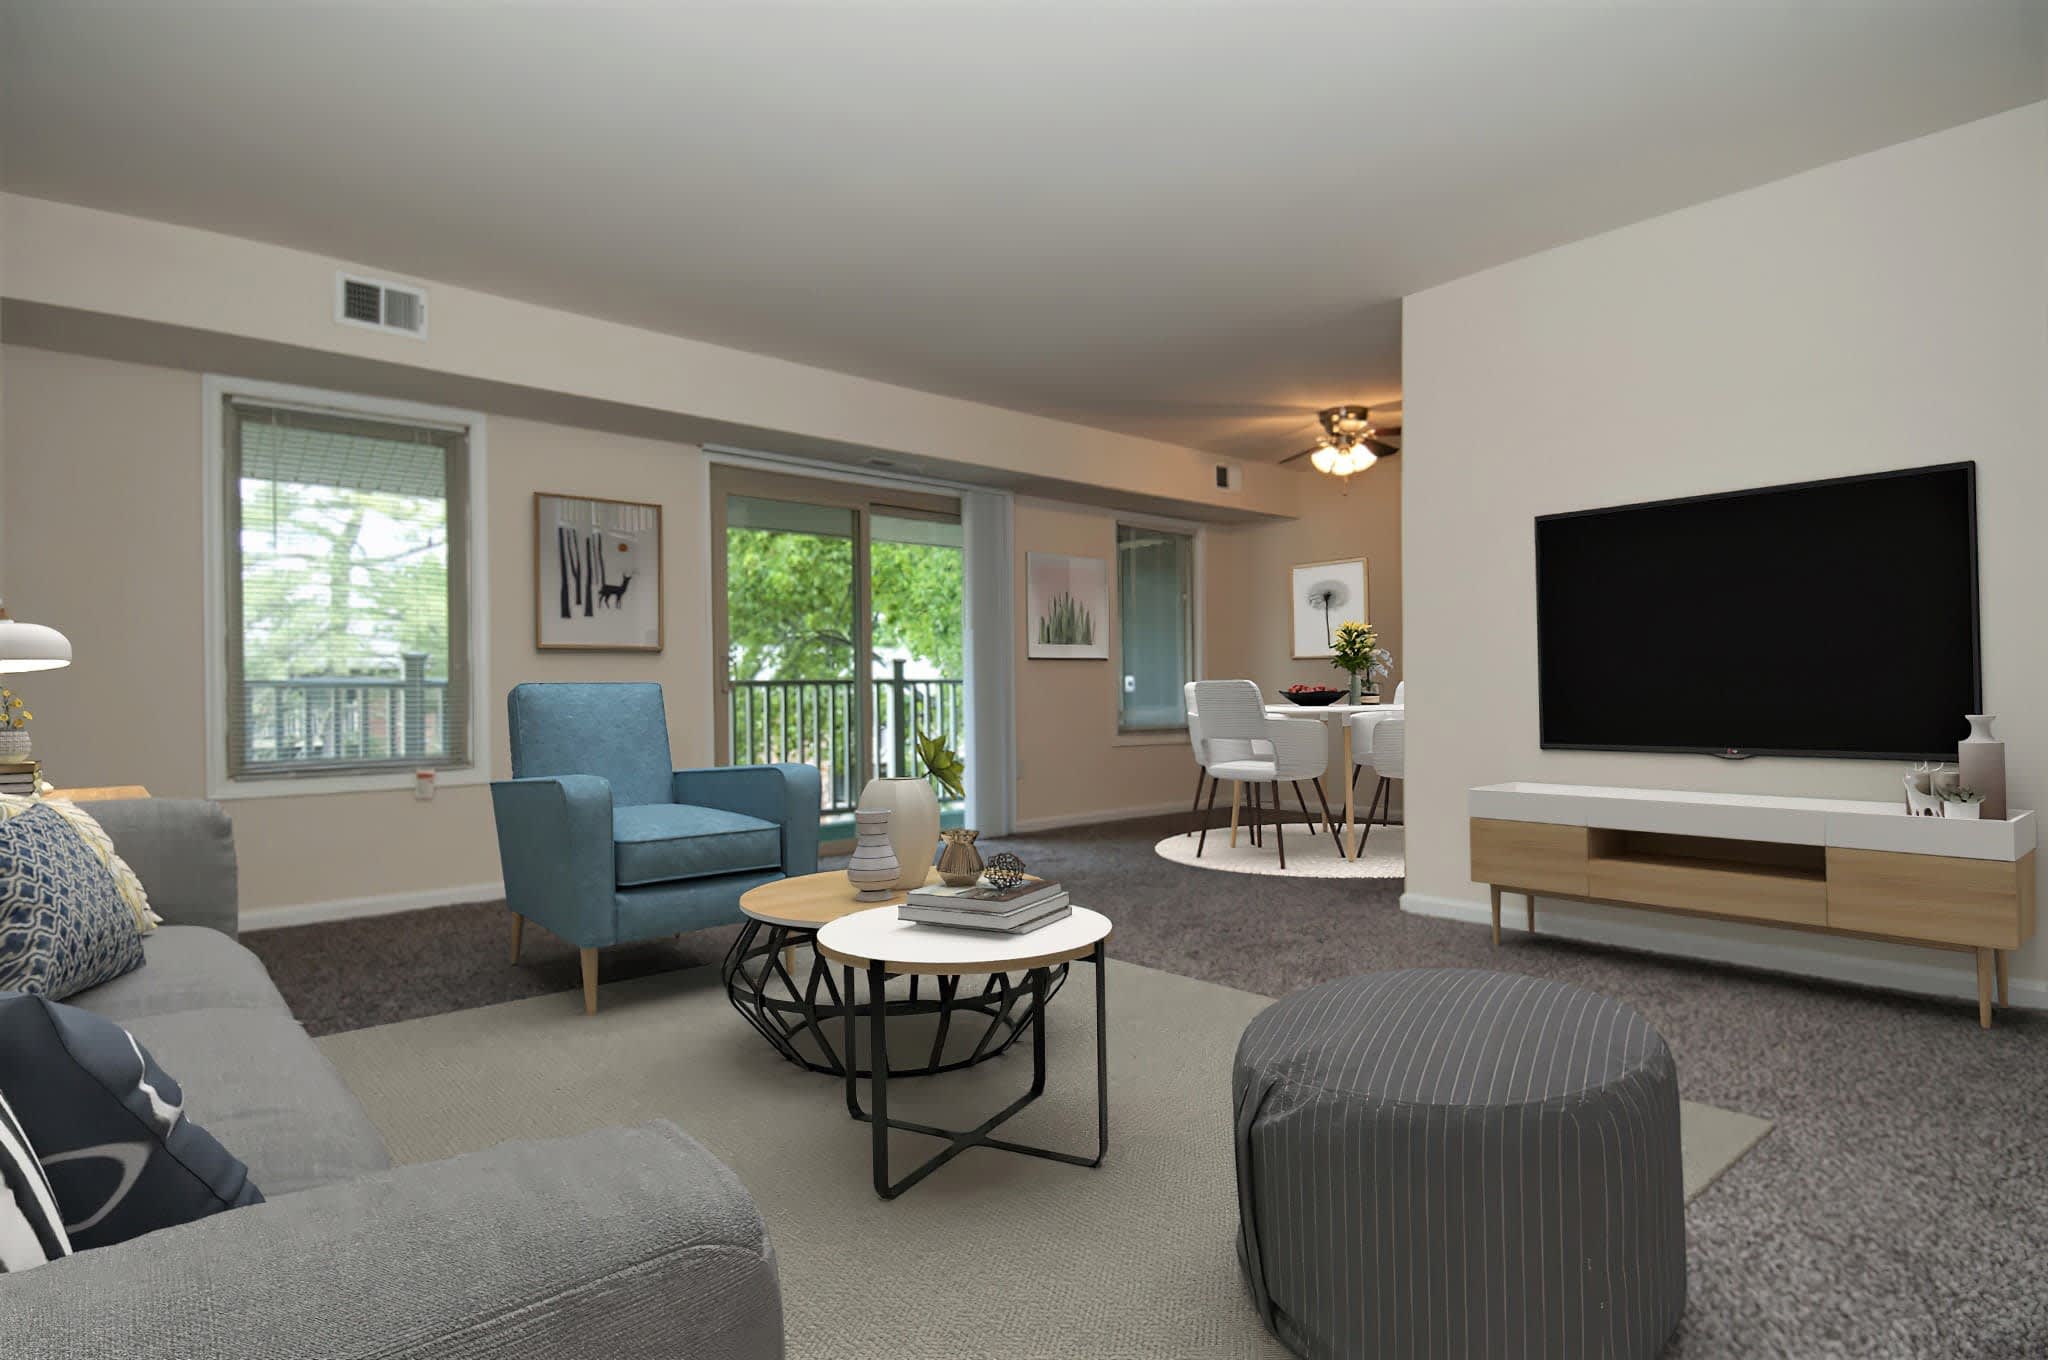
<box><xmin>1278</xmin><ymin>406</ymin><xmax>1402</xmax><ymax>480</ymax></box>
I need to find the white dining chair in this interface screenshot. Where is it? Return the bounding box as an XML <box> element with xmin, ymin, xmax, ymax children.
<box><xmin>1359</xmin><ymin>716</ymin><xmax>1404</xmax><ymax>848</ymax></box>
<box><xmin>1190</xmin><ymin>680</ymin><xmax>1328</xmax><ymax>869</ymax></box>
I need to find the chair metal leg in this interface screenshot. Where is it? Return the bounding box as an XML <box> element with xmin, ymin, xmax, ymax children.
<box><xmin>1186</xmin><ymin>769</ymin><xmax>1208</xmax><ymax>836</ymax></box>
<box><xmin>1198</xmin><ymin>776</ymin><xmax>1221</xmax><ymax>856</ymax></box>
<box><xmin>1249</xmin><ymin>782</ymin><xmax>1261</xmax><ymax>846</ymax></box>
<box><xmin>1310</xmin><ymin>778</ymin><xmax>1338</xmax><ymax>841</ymax></box>
<box><xmin>1350</xmin><ymin>764</ymin><xmax>1363</xmax><ymax>793</ymax></box>
<box><xmin>1359</xmin><ymin>778</ymin><xmax>1388</xmax><ymax>849</ymax></box>
<box><xmin>1384</xmin><ymin>777</ymin><xmax>1398</xmax><ymax>827</ymax></box>
<box><xmin>1291</xmin><ymin>781</ymin><xmax>1317</xmax><ymax>837</ymax></box>
<box><xmin>1272</xmin><ymin>782</ymin><xmax>1286</xmax><ymax>869</ymax></box>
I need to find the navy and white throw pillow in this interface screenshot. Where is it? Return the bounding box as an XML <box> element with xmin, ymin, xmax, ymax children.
<box><xmin>0</xmin><ymin>994</ymin><xmax>262</xmax><ymax>1251</ymax></box>
<box><xmin>0</xmin><ymin>803</ymin><xmax>144</xmax><ymax>1000</ymax></box>
<box><xmin>0</xmin><ymin>1088</ymin><xmax>69</xmax><ymax>1272</ymax></box>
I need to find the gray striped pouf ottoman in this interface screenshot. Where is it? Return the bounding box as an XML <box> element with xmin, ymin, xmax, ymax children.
<box><xmin>1232</xmin><ymin>969</ymin><xmax>1686</xmax><ymax>1359</ymax></box>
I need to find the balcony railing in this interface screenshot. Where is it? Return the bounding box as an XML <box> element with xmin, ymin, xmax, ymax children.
<box><xmin>243</xmin><ymin>652</ymin><xmax>449</xmax><ymax>769</ymax></box>
<box><xmin>730</xmin><ymin>661</ymin><xmax>964</xmax><ymax>813</ymax></box>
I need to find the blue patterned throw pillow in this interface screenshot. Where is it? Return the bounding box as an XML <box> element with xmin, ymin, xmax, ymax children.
<box><xmin>0</xmin><ymin>804</ymin><xmax>144</xmax><ymax>1000</ymax></box>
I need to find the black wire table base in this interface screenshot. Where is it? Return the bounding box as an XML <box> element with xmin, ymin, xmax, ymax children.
<box><xmin>721</xmin><ymin>917</ymin><xmax>1069</xmax><ymax>1078</ymax></box>
<box><xmin>844</xmin><ymin>944</ymin><xmax>1108</xmax><ymax>1200</ymax></box>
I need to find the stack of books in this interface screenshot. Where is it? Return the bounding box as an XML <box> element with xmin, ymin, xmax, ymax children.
<box><xmin>0</xmin><ymin>759</ymin><xmax>39</xmax><ymax>798</ymax></box>
<box><xmin>900</xmin><ymin>879</ymin><xmax>1071</xmax><ymax>934</ymax></box>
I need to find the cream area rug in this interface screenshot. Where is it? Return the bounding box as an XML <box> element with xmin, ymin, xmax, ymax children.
<box><xmin>1155</xmin><ymin>823</ymin><xmax>1406</xmax><ymax>878</ymax></box>
<box><xmin>319</xmin><ymin>959</ymin><xmax>1769</xmax><ymax>1360</ymax></box>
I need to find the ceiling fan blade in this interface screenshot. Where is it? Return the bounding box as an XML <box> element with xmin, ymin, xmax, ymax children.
<box><xmin>1363</xmin><ymin>437</ymin><xmax>1401</xmax><ymax>458</ymax></box>
<box><xmin>1278</xmin><ymin>446</ymin><xmax>1324</xmax><ymax>466</ymax></box>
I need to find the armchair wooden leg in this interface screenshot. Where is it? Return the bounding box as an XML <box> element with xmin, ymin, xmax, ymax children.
<box><xmin>1229</xmin><ymin>781</ymin><xmax>1242</xmax><ymax>848</ymax></box>
<box><xmin>581</xmin><ymin>948</ymin><xmax>600</xmax><ymax>1016</ymax></box>
<box><xmin>509</xmin><ymin>912</ymin><xmax>525</xmax><ymax>965</ymax></box>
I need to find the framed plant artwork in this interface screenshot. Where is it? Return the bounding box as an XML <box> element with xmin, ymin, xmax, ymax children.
<box><xmin>1026</xmin><ymin>552</ymin><xmax>1109</xmax><ymax>660</ymax></box>
<box><xmin>534</xmin><ymin>492</ymin><xmax>663</xmax><ymax>651</ymax></box>
<box><xmin>1291</xmin><ymin>557</ymin><xmax>1369</xmax><ymax>659</ymax></box>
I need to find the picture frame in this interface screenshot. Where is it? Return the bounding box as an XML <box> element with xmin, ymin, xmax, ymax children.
<box><xmin>534</xmin><ymin>492</ymin><xmax>664</xmax><ymax>651</ymax></box>
<box><xmin>1026</xmin><ymin>552</ymin><xmax>1110</xmax><ymax>660</ymax></box>
<box><xmin>1290</xmin><ymin>557</ymin><xmax>1370</xmax><ymax>659</ymax></box>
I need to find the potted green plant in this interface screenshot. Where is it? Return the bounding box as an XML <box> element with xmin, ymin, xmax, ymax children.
<box><xmin>1329</xmin><ymin>622</ymin><xmax>1392</xmax><ymax>703</ymax></box>
<box><xmin>1939</xmin><ymin>786</ymin><xmax>1985</xmax><ymax>821</ymax></box>
<box><xmin>916</xmin><ymin>729</ymin><xmax>983</xmax><ymax>885</ymax></box>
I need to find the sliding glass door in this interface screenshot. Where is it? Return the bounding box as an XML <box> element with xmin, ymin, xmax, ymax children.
<box><xmin>712</xmin><ymin>467</ymin><xmax>963</xmax><ymax>839</ymax></box>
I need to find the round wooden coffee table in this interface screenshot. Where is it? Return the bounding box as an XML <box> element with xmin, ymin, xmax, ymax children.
<box><xmin>722</xmin><ymin>869</ymin><xmax>1069</xmax><ymax>1078</ymax></box>
<box><xmin>817</xmin><ymin>904</ymin><xmax>1112</xmax><ymax>1199</ymax></box>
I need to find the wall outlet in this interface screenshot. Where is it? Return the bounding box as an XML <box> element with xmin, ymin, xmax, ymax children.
<box><xmin>414</xmin><ymin>769</ymin><xmax>436</xmax><ymax>801</ymax></box>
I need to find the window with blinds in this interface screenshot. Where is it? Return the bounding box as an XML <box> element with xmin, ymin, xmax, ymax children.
<box><xmin>1116</xmin><ymin>522</ymin><xmax>1195</xmax><ymax>732</ymax></box>
<box><xmin>222</xmin><ymin>398</ymin><xmax>473</xmax><ymax>780</ymax></box>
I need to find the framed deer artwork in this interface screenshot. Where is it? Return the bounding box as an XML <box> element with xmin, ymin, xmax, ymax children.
<box><xmin>534</xmin><ymin>492</ymin><xmax>664</xmax><ymax>652</ymax></box>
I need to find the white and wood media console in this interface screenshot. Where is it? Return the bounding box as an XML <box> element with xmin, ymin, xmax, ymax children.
<box><xmin>1469</xmin><ymin>782</ymin><xmax>2037</xmax><ymax>1028</ymax></box>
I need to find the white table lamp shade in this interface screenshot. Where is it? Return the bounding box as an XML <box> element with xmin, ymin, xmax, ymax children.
<box><xmin>0</xmin><ymin>605</ymin><xmax>72</xmax><ymax>674</ymax></box>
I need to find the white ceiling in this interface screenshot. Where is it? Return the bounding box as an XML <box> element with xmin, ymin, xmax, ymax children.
<box><xmin>2</xmin><ymin>2</ymin><xmax>2041</xmax><ymax>461</ymax></box>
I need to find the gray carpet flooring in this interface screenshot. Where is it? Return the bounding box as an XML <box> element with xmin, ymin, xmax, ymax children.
<box><xmin>246</xmin><ymin>811</ymin><xmax>2048</xmax><ymax>1358</ymax></box>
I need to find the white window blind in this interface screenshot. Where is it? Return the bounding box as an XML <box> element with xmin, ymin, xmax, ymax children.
<box><xmin>223</xmin><ymin>398</ymin><xmax>473</xmax><ymax>780</ymax></box>
<box><xmin>1117</xmin><ymin>523</ymin><xmax>1194</xmax><ymax>732</ymax></box>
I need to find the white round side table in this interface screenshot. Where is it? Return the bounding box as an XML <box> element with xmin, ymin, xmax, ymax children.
<box><xmin>815</xmin><ymin>905</ymin><xmax>1113</xmax><ymax>1199</ymax></box>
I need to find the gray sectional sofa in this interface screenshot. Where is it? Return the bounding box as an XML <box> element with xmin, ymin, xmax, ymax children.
<box><xmin>0</xmin><ymin>798</ymin><xmax>784</xmax><ymax>1360</ymax></box>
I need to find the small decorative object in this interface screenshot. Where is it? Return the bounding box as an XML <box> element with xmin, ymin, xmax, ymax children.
<box><xmin>1025</xmin><ymin>552</ymin><xmax>1110</xmax><ymax>660</ymax></box>
<box><xmin>1903</xmin><ymin>765</ymin><xmax>1942</xmax><ymax>816</ymax></box>
<box><xmin>936</xmin><ymin>828</ymin><xmax>985</xmax><ymax>886</ymax></box>
<box><xmin>858</xmin><ymin>775</ymin><xmax>941</xmax><ymax>891</ymax></box>
<box><xmin>534</xmin><ymin>492</ymin><xmax>664</xmax><ymax>652</ymax></box>
<box><xmin>1290</xmin><ymin>559</ymin><xmax>1369</xmax><ymax>659</ymax></box>
<box><xmin>846</xmin><ymin>810</ymin><xmax>900</xmax><ymax>901</ymax></box>
<box><xmin>1958</xmin><ymin>714</ymin><xmax>2006</xmax><ymax>821</ymax></box>
<box><xmin>1939</xmin><ymin>786</ymin><xmax>1986</xmax><ymax>821</ymax></box>
<box><xmin>0</xmin><ymin>687</ymin><xmax>32</xmax><ymax>760</ymax></box>
<box><xmin>983</xmin><ymin>852</ymin><xmax>1027</xmax><ymax>892</ymax></box>
<box><xmin>1279</xmin><ymin>684</ymin><xmax>1346</xmax><ymax>706</ymax></box>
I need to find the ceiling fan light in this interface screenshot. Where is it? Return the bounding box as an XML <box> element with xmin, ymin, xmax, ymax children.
<box><xmin>1309</xmin><ymin>446</ymin><xmax>1339</xmax><ymax>474</ymax></box>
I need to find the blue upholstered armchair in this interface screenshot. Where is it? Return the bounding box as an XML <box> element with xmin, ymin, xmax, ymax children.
<box><xmin>490</xmin><ymin>682</ymin><xmax>820</xmax><ymax>1014</ymax></box>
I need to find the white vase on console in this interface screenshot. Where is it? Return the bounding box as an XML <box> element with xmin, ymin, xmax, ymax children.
<box><xmin>1958</xmin><ymin>715</ymin><xmax>2006</xmax><ymax>821</ymax></box>
<box><xmin>857</xmin><ymin>776</ymin><xmax>940</xmax><ymax>891</ymax></box>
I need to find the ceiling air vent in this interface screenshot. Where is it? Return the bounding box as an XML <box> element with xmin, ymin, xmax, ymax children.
<box><xmin>335</xmin><ymin>272</ymin><xmax>428</xmax><ymax>339</ymax></box>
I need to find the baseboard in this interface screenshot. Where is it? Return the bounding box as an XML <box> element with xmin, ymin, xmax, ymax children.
<box><xmin>240</xmin><ymin>881</ymin><xmax>505</xmax><ymax>931</ymax></box>
<box><xmin>1011</xmin><ymin>800</ymin><xmax>1194</xmax><ymax>834</ymax></box>
<box><xmin>1400</xmin><ymin>891</ymin><xmax>2048</xmax><ymax>1010</ymax></box>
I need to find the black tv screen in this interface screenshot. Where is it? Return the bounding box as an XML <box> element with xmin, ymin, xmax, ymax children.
<box><xmin>1536</xmin><ymin>463</ymin><xmax>1979</xmax><ymax>761</ymax></box>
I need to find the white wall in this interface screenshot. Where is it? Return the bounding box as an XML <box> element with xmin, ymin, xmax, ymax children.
<box><xmin>1402</xmin><ymin>104</ymin><xmax>2048</xmax><ymax>1000</ymax></box>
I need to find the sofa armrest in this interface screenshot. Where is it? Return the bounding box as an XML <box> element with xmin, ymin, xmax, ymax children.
<box><xmin>489</xmin><ymin>774</ymin><xmax>617</xmax><ymax>947</ymax></box>
<box><xmin>672</xmin><ymin>763</ymin><xmax>820</xmax><ymax>877</ymax></box>
<box><xmin>79</xmin><ymin>797</ymin><xmax>239</xmax><ymax>937</ymax></box>
<box><xmin>0</xmin><ymin>1122</ymin><xmax>784</xmax><ymax>1360</ymax></box>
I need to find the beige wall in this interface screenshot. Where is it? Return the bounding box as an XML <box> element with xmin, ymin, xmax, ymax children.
<box><xmin>1</xmin><ymin>194</ymin><xmax>1302</xmax><ymax>521</ymax></box>
<box><xmin>1402</xmin><ymin>105</ymin><xmax>2048</xmax><ymax>994</ymax></box>
<box><xmin>0</xmin><ymin>345</ymin><xmax>721</xmax><ymax>913</ymax></box>
<box><xmin>1010</xmin><ymin>499</ymin><xmax>1244</xmax><ymax>827</ymax></box>
<box><xmin>2</xmin><ymin>346</ymin><xmax>1310</xmax><ymax>911</ymax></box>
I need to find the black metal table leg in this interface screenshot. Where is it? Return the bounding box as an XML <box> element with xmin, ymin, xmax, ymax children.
<box><xmin>846</xmin><ymin>943</ymin><xmax>1109</xmax><ymax>1199</ymax></box>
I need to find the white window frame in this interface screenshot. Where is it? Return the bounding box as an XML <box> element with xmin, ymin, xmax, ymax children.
<box><xmin>202</xmin><ymin>375</ymin><xmax>490</xmax><ymax>799</ymax></box>
<box><xmin>1110</xmin><ymin>513</ymin><xmax>1205</xmax><ymax>745</ymax></box>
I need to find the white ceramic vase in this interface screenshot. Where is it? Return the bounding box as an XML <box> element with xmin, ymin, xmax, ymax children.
<box><xmin>857</xmin><ymin>776</ymin><xmax>940</xmax><ymax>891</ymax></box>
<box><xmin>846</xmin><ymin>809</ymin><xmax>901</xmax><ymax>902</ymax></box>
<box><xmin>1958</xmin><ymin>714</ymin><xmax>2006</xmax><ymax>821</ymax></box>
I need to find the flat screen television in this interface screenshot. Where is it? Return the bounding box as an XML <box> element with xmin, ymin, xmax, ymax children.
<box><xmin>1535</xmin><ymin>462</ymin><xmax>1979</xmax><ymax>761</ymax></box>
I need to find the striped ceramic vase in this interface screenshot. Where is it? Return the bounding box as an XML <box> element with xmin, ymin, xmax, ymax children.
<box><xmin>846</xmin><ymin>809</ymin><xmax>900</xmax><ymax>902</ymax></box>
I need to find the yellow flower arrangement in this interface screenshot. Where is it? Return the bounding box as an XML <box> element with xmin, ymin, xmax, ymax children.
<box><xmin>0</xmin><ymin>688</ymin><xmax>33</xmax><ymax>731</ymax></box>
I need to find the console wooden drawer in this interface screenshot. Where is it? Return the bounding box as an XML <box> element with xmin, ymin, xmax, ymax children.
<box><xmin>1826</xmin><ymin>848</ymin><xmax>2035</xmax><ymax>948</ymax></box>
<box><xmin>1586</xmin><ymin>854</ymin><xmax>1827</xmax><ymax>927</ymax></box>
<box><xmin>1471</xmin><ymin>818</ymin><xmax>1588</xmax><ymax>895</ymax></box>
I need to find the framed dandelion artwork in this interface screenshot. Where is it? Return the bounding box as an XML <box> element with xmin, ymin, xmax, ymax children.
<box><xmin>1026</xmin><ymin>552</ymin><xmax>1109</xmax><ymax>660</ymax></box>
<box><xmin>1291</xmin><ymin>558</ymin><xmax>1369</xmax><ymax>659</ymax></box>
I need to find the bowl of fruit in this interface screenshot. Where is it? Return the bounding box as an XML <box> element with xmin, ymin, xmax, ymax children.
<box><xmin>1279</xmin><ymin>684</ymin><xmax>1346</xmax><ymax>706</ymax></box>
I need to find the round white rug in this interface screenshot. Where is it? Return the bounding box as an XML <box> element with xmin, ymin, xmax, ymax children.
<box><xmin>1153</xmin><ymin>821</ymin><xmax>1405</xmax><ymax>878</ymax></box>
